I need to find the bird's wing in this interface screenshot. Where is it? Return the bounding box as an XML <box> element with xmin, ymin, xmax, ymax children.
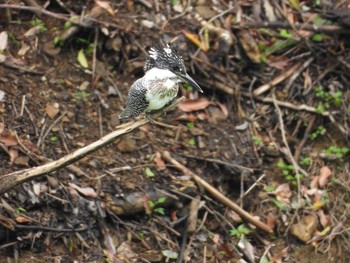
<box><xmin>119</xmin><ymin>78</ymin><xmax>149</xmax><ymax>119</ymax></box>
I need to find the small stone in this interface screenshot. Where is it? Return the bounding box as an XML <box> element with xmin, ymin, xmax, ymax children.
<box><xmin>290</xmin><ymin>215</ymin><xmax>318</xmax><ymax>243</ymax></box>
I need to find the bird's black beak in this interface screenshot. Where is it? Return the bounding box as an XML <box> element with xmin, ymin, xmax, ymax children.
<box><xmin>178</xmin><ymin>73</ymin><xmax>203</xmax><ymax>93</ymax></box>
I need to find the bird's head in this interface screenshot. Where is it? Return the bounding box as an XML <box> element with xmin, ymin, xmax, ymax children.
<box><xmin>144</xmin><ymin>43</ymin><xmax>203</xmax><ymax>93</ymax></box>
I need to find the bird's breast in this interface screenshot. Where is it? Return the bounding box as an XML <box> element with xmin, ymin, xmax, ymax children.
<box><xmin>145</xmin><ymin>79</ymin><xmax>179</xmax><ymax>111</ymax></box>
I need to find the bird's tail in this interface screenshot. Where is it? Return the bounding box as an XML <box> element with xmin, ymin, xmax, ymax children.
<box><xmin>119</xmin><ymin>108</ymin><xmax>131</xmax><ymax>120</ymax></box>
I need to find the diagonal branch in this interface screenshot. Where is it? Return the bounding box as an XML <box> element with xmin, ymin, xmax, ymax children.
<box><xmin>0</xmin><ymin>97</ymin><xmax>185</xmax><ymax>195</ymax></box>
<box><xmin>162</xmin><ymin>151</ymin><xmax>273</xmax><ymax>233</ymax></box>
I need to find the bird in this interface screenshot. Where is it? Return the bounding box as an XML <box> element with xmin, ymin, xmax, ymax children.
<box><xmin>119</xmin><ymin>43</ymin><xmax>203</xmax><ymax>120</ymax></box>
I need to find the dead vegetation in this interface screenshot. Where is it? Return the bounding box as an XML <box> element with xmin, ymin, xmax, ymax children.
<box><xmin>0</xmin><ymin>0</ymin><xmax>349</xmax><ymax>262</ymax></box>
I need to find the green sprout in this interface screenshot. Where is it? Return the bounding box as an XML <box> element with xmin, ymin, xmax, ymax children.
<box><xmin>148</xmin><ymin>197</ymin><xmax>167</xmax><ymax>215</ymax></box>
<box><xmin>31</xmin><ymin>17</ymin><xmax>47</xmax><ymax>32</ymax></box>
<box><xmin>229</xmin><ymin>224</ymin><xmax>252</xmax><ymax>239</ymax></box>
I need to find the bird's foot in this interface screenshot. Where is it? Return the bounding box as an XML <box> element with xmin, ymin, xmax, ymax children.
<box><xmin>145</xmin><ymin>113</ymin><xmax>156</xmax><ymax>124</ymax></box>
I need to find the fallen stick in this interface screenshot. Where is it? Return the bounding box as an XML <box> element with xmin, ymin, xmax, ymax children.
<box><xmin>162</xmin><ymin>151</ymin><xmax>273</xmax><ymax>233</ymax></box>
<box><xmin>253</xmin><ymin>62</ymin><xmax>302</xmax><ymax>96</ymax></box>
<box><xmin>0</xmin><ymin>97</ymin><xmax>185</xmax><ymax>195</ymax></box>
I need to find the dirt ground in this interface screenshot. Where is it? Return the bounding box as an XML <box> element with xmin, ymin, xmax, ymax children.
<box><xmin>0</xmin><ymin>1</ymin><xmax>349</xmax><ymax>262</ymax></box>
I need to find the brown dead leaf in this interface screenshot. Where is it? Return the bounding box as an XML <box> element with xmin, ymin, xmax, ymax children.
<box><xmin>16</xmin><ymin>216</ymin><xmax>33</xmax><ymax>223</ymax></box>
<box><xmin>24</xmin><ymin>26</ymin><xmax>42</xmax><ymax>38</ymax></box>
<box><xmin>317</xmin><ymin>210</ymin><xmax>330</xmax><ymax>228</ymax></box>
<box><xmin>95</xmin><ymin>0</ymin><xmax>115</xmax><ymax>16</ymax></box>
<box><xmin>176</xmin><ymin>114</ymin><xmax>198</xmax><ymax>122</ymax></box>
<box><xmin>13</xmin><ymin>156</ymin><xmax>29</xmax><ymax>166</ymax></box>
<box><xmin>267</xmin><ymin>56</ymin><xmax>290</xmax><ymax>70</ymax></box>
<box><xmin>274</xmin><ymin>183</ymin><xmax>292</xmax><ymax>203</ymax></box>
<box><xmin>116</xmin><ymin>135</ymin><xmax>136</xmax><ymax>153</ymax></box>
<box><xmin>154</xmin><ymin>151</ymin><xmax>166</xmax><ymax>170</ymax></box>
<box><xmin>266</xmin><ymin>212</ymin><xmax>276</xmax><ymax>230</ymax></box>
<box><xmin>0</xmin><ymin>122</ymin><xmax>4</xmax><ymax>134</ymax></box>
<box><xmin>197</xmin><ymin>112</ymin><xmax>208</xmax><ymax>120</ymax></box>
<box><xmin>46</xmin><ymin>102</ymin><xmax>60</xmax><ymax>119</ymax></box>
<box><xmin>227</xmin><ymin>210</ymin><xmax>242</xmax><ymax>223</ymax></box>
<box><xmin>208</xmin><ymin>106</ymin><xmax>227</xmax><ymax>123</ymax></box>
<box><xmin>182</xmin><ymin>31</ymin><xmax>209</xmax><ymax>51</ymax></box>
<box><xmin>270</xmin><ymin>247</ymin><xmax>289</xmax><ymax>263</ymax></box>
<box><xmin>310</xmin><ymin>175</ymin><xmax>319</xmax><ymax>189</ymax></box>
<box><xmin>237</xmin><ymin>30</ymin><xmax>260</xmax><ymax>63</ymax></box>
<box><xmin>0</xmin><ymin>132</ymin><xmax>18</xmax><ymax>146</ymax></box>
<box><xmin>18</xmin><ymin>42</ymin><xmax>30</xmax><ymax>56</ymax></box>
<box><xmin>8</xmin><ymin>148</ymin><xmax>18</xmax><ymax>163</ymax></box>
<box><xmin>216</xmin><ymin>101</ymin><xmax>229</xmax><ymax>117</ymax></box>
<box><xmin>318</xmin><ymin>166</ymin><xmax>332</xmax><ymax>187</ymax></box>
<box><xmin>178</xmin><ymin>98</ymin><xmax>212</xmax><ymax>112</ymax></box>
<box><xmin>69</xmin><ymin>183</ymin><xmax>98</xmax><ymax>198</ymax></box>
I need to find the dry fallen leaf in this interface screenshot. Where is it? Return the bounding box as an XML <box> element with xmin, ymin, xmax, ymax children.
<box><xmin>182</xmin><ymin>31</ymin><xmax>209</xmax><ymax>51</ymax></box>
<box><xmin>216</xmin><ymin>101</ymin><xmax>229</xmax><ymax>117</ymax></box>
<box><xmin>18</xmin><ymin>42</ymin><xmax>31</xmax><ymax>56</ymax></box>
<box><xmin>318</xmin><ymin>166</ymin><xmax>332</xmax><ymax>187</ymax></box>
<box><xmin>176</xmin><ymin>114</ymin><xmax>198</xmax><ymax>122</ymax></box>
<box><xmin>16</xmin><ymin>216</ymin><xmax>33</xmax><ymax>223</ymax></box>
<box><xmin>178</xmin><ymin>98</ymin><xmax>212</xmax><ymax>112</ymax></box>
<box><xmin>0</xmin><ymin>122</ymin><xmax>4</xmax><ymax>134</ymax></box>
<box><xmin>310</xmin><ymin>175</ymin><xmax>319</xmax><ymax>189</ymax></box>
<box><xmin>266</xmin><ymin>212</ymin><xmax>276</xmax><ymax>230</ymax></box>
<box><xmin>116</xmin><ymin>135</ymin><xmax>136</xmax><ymax>153</ymax></box>
<box><xmin>274</xmin><ymin>183</ymin><xmax>292</xmax><ymax>203</ymax></box>
<box><xmin>0</xmin><ymin>132</ymin><xmax>18</xmax><ymax>147</ymax></box>
<box><xmin>13</xmin><ymin>156</ymin><xmax>30</xmax><ymax>166</ymax></box>
<box><xmin>46</xmin><ymin>102</ymin><xmax>60</xmax><ymax>119</ymax></box>
<box><xmin>317</xmin><ymin>210</ymin><xmax>331</xmax><ymax>228</ymax></box>
<box><xmin>8</xmin><ymin>148</ymin><xmax>19</xmax><ymax>163</ymax></box>
<box><xmin>69</xmin><ymin>183</ymin><xmax>98</xmax><ymax>198</ymax></box>
<box><xmin>237</xmin><ymin>30</ymin><xmax>260</xmax><ymax>63</ymax></box>
<box><xmin>154</xmin><ymin>151</ymin><xmax>166</xmax><ymax>170</ymax></box>
<box><xmin>95</xmin><ymin>0</ymin><xmax>115</xmax><ymax>16</ymax></box>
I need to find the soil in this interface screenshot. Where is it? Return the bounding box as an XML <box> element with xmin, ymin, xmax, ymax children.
<box><xmin>0</xmin><ymin>1</ymin><xmax>349</xmax><ymax>263</ymax></box>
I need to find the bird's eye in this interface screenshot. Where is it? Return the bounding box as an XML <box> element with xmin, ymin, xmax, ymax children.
<box><xmin>172</xmin><ymin>66</ymin><xmax>181</xmax><ymax>72</ymax></box>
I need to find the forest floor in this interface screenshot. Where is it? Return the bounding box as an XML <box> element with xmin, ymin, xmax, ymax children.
<box><xmin>0</xmin><ymin>0</ymin><xmax>349</xmax><ymax>262</ymax></box>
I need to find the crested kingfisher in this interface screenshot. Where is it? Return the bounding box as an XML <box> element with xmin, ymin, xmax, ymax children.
<box><xmin>119</xmin><ymin>43</ymin><xmax>203</xmax><ymax>120</ymax></box>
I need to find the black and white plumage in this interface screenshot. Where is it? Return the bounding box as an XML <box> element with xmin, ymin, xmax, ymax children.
<box><xmin>119</xmin><ymin>43</ymin><xmax>203</xmax><ymax>120</ymax></box>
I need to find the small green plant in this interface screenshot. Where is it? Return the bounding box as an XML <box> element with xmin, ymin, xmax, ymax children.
<box><xmin>50</xmin><ymin>135</ymin><xmax>58</xmax><ymax>143</ymax></box>
<box><xmin>309</xmin><ymin>125</ymin><xmax>326</xmax><ymax>140</ymax></box>
<box><xmin>73</xmin><ymin>90</ymin><xmax>90</xmax><ymax>103</ymax></box>
<box><xmin>252</xmin><ymin>136</ymin><xmax>263</xmax><ymax>146</ymax></box>
<box><xmin>53</xmin><ymin>36</ymin><xmax>64</xmax><ymax>46</ymax></box>
<box><xmin>144</xmin><ymin>167</ymin><xmax>155</xmax><ymax>177</ymax></box>
<box><xmin>148</xmin><ymin>197</ymin><xmax>167</xmax><ymax>215</ymax></box>
<box><xmin>299</xmin><ymin>156</ymin><xmax>312</xmax><ymax>166</ymax></box>
<box><xmin>264</xmin><ymin>185</ymin><xmax>276</xmax><ymax>192</ymax></box>
<box><xmin>276</xmin><ymin>161</ymin><xmax>304</xmax><ymax>187</ymax></box>
<box><xmin>315</xmin><ymin>86</ymin><xmax>343</xmax><ymax>113</ymax></box>
<box><xmin>186</xmin><ymin>122</ymin><xmax>194</xmax><ymax>128</ymax></box>
<box><xmin>229</xmin><ymin>224</ymin><xmax>252</xmax><ymax>239</ymax></box>
<box><xmin>31</xmin><ymin>17</ymin><xmax>47</xmax><ymax>32</ymax></box>
<box><xmin>323</xmin><ymin>146</ymin><xmax>349</xmax><ymax>159</ymax></box>
<box><xmin>188</xmin><ymin>138</ymin><xmax>196</xmax><ymax>146</ymax></box>
<box><xmin>16</xmin><ymin>207</ymin><xmax>26</xmax><ymax>214</ymax></box>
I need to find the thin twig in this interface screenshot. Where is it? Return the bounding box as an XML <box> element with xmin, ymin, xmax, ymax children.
<box><xmin>238</xmin><ymin>21</ymin><xmax>350</xmax><ymax>34</ymax></box>
<box><xmin>162</xmin><ymin>151</ymin><xmax>273</xmax><ymax>233</ymax></box>
<box><xmin>253</xmin><ymin>63</ymin><xmax>302</xmax><ymax>96</ymax></box>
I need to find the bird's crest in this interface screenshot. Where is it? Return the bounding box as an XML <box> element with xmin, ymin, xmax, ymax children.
<box><xmin>144</xmin><ymin>43</ymin><xmax>184</xmax><ymax>72</ymax></box>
